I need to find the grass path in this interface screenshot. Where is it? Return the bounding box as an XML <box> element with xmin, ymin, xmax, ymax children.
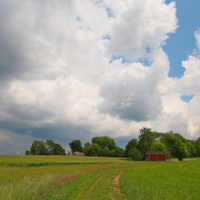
<box><xmin>46</xmin><ymin>165</ymin><xmax>130</xmax><ymax>200</ymax></box>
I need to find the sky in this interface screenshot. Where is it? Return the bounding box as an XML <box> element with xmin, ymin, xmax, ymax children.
<box><xmin>0</xmin><ymin>0</ymin><xmax>200</xmax><ymax>155</ymax></box>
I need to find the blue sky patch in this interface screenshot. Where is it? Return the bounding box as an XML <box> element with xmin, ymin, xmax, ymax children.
<box><xmin>146</xmin><ymin>46</ymin><xmax>151</xmax><ymax>54</ymax></box>
<box><xmin>138</xmin><ymin>58</ymin><xmax>152</xmax><ymax>67</ymax></box>
<box><xmin>102</xmin><ymin>35</ymin><xmax>110</xmax><ymax>40</ymax></box>
<box><xmin>106</xmin><ymin>7</ymin><xmax>115</xmax><ymax>18</ymax></box>
<box><xmin>181</xmin><ymin>95</ymin><xmax>194</xmax><ymax>103</ymax></box>
<box><xmin>110</xmin><ymin>55</ymin><xmax>132</xmax><ymax>64</ymax></box>
<box><xmin>110</xmin><ymin>55</ymin><xmax>152</xmax><ymax>66</ymax></box>
<box><xmin>163</xmin><ymin>0</ymin><xmax>200</xmax><ymax>78</ymax></box>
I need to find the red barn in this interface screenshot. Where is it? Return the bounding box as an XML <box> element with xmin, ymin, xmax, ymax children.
<box><xmin>145</xmin><ymin>151</ymin><xmax>171</xmax><ymax>161</ymax></box>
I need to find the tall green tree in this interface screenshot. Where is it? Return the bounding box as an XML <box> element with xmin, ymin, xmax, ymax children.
<box><xmin>30</xmin><ymin>139</ymin><xmax>66</xmax><ymax>155</ymax></box>
<box><xmin>138</xmin><ymin>127</ymin><xmax>155</xmax><ymax>157</ymax></box>
<box><xmin>91</xmin><ymin>136</ymin><xmax>116</xmax><ymax>151</ymax></box>
<box><xmin>159</xmin><ymin>131</ymin><xmax>175</xmax><ymax>151</ymax></box>
<box><xmin>185</xmin><ymin>140</ymin><xmax>196</xmax><ymax>157</ymax></box>
<box><xmin>173</xmin><ymin>137</ymin><xmax>189</xmax><ymax>160</ymax></box>
<box><xmin>125</xmin><ymin>139</ymin><xmax>138</xmax><ymax>157</ymax></box>
<box><xmin>30</xmin><ymin>140</ymin><xmax>46</xmax><ymax>155</ymax></box>
<box><xmin>90</xmin><ymin>143</ymin><xmax>100</xmax><ymax>156</ymax></box>
<box><xmin>115</xmin><ymin>146</ymin><xmax>125</xmax><ymax>157</ymax></box>
<box><xmin>160</xmin><ymin>132</ymin><xmax>195</xmax><ymax>160</ymax></box>
<box><xmin>69</xmin><ymin>140</ymin><xmax>83</xmax><ymax>154</ymax></box>
<box><xmin>36</xmin><ymin>141</ymin><xmax>47</xmax><ymax>155</ymax></box>
<box><xmin>128</xmin><ymin>148</ymin><xmax>142</xmax><ymax>161</ymax></box>
<box><xmin>46</xmin><ymin>139</ymin><xmax>66</xmax><ymax>155</ymax></box>
<box><xmin>98</xmin><ymin>147</ymin><xmax>110</xmax><ymax>156</ymax></box>
<box><xmin>194</xmin><ymin>137</ymin><xmax>200</xmax><ymax>156</ymax></box>
<box><xmin>154</xmin><ymin>141</ymin><xmax>167</xmax><ymax>151</ymax></box>
<box><xmin>84</xmin><ymin>146</ymin><xmax>92</xmax><ymax>156</ymax></box>
<box><xmin>84</xmin><ymin>142</ymin><xmax>91</xmax><ymax>149</ymax></box>
<box><xmin>25</xmin><ymin>150</ymin><xmax>31</xmax><ymax>155</ymax></box>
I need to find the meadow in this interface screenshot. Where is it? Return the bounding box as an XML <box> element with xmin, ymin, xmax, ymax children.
<box><xmin>0</xmin><ymin>156</ymin><xmax>199</xmax><ymax>200</ymax></box>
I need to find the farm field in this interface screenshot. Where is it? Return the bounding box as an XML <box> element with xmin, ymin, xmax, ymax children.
<box><xmin>0</xmin><ymin>156</ymin><xmax>200</xmax><ymax>200</ymax></box>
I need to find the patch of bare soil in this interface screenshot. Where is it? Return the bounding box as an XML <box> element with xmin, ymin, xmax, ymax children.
<box><xmin>57</xmin><ymin>172</ymin><xmax>84</xmax><ymax>187</ymax></box>
<box><xmin>113</xmin><ymin>172</ymin><xmax>123</xmax><ymax>195</ymax></box>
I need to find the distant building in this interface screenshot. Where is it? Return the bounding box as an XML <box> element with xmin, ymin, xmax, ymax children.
<box><xmin>73</xmin><ymin>151</ymin><xmax>85</xmax><ymax>156</ymax></box>
<box><xmin>145</xmin><ymin>151</ymin><xmax>171</xmax><ymax>161</ymax></box>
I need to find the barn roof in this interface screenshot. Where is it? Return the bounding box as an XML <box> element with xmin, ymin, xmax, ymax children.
<box><xmin>145</xmin><ymin>151</ymin><xmax>171</xmax><ymax>156</ymax></box>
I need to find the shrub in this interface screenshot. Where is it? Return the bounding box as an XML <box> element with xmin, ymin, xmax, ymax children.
<box><xmin>128</xmin><ymin>148</ymin><xmax>142</xmax><ymax>161</ymax></box>
<box><xmin>25</xmin><ymin>150</ymin><xmax>31</xmax><ymax>155</ymax></box>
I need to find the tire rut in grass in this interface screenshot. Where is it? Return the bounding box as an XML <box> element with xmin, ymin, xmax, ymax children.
<box><xmin>113</xmin><ymin>172</ymin><xmax>123</xmax><ymax>195</ymax></box>
<box><xmin>86</xmin><ymin>173</ymin><xmax>108</xmax><ymax>200</ymax></box>
<box><xmin>89</xmin><ymin>168</ymin><xmax>127</xmax><ymax>200</ymax></box>
<box><xmin>75</xmin><ymin>168</ymin><xmax>123</xmax><ymax>200</ymax></box>
<box><xmin>72</xmin><ymin>170</ymin><xmax>109</xmax><ymax>200</ymax></box>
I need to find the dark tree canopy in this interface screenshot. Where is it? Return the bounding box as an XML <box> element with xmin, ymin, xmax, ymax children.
<box><xmin>90</xmin><ymin>143</ymin><xmax>100</xmax><ymax>156</ymax></box>
<box><xmin>91</xmin><ymin>136</ymin><xmax>116</xmax><ymax>151</ymax></box>
<box><xmin>125</xmin><ymin>139</ymin><xmax>138</xmax><ymax>156</ymax></box>
<box><xmin>173</xmin><ymin>137</ymin><xmax>189</xmax><ymax>160</ymax></box>
<box><xmin>185</xmin><ymin>140</ymin><xmax>196</xmax><ymax>157</ymax></box>
<box><xmin>194</xmin><ymin>137</ymin><xmax>200</xmax><ymax>156</ymax></box>
<box><xmin>98</xmin><ymin>146</ymin><xmax>110</xmax><ymax>156</ymax></box>
<box><xmin>84</xmin><ymin>146</ymin><xmax>91</xmax><ymax>156</ymax></box>
<box><xmin>115</xmin><ymin>146</ymin><xmax>125</xmax><ymax>157</ymax></box>
<box><xmin>46</xmin><ymin>139</ymin><xmax>66</xmax><ymax>155</ymax></box>
<box><xmin>84</xmin><ymin>142</ymin><xmax>91</xmax><ymax>149</ymax></box>
<box><xmin>30</xmin><ymin>140</ymin><xmax>46</xmax><ymax>155</ymax></box>
<box><xmin>159</xmin><ymin>131</ymin><xmax>196</xmax><ymax>160</ymax></box>
<box><xmin>30</xmin><ymin>140</ymin><xmax>41</xmax><ymax>155</ymax></box>
<box><xmin>84</xmin><ymin>143</ymin><xmax>100</xmax><ymax>156</ymax></box>
<box><xmin>30</xmin><ymin>140</ymin><xmax>66</xmax><ymax>155</ymax></box>
<box><xmin>25</xmin><ymin>150</ymin><xmax>31</xmax><ymax>155</ymax></box>
<box><xmin>69</xmin><ymin>139</ymin><xmax>83</xmax><ymax>154</ymax></box>
<box><xmin>128</xmin><ymin>148</ymin><xmax>142</xmax><ymax>161</ymax></box>
<box><xmin>138</xmin><ymin>127</ymin><xmax>155</xmax><ymax>157</ymax></box>
<box><xmin>154</xmin><ymin>141</ymin><xmax>167</xmax><ymax>151</ymax></box>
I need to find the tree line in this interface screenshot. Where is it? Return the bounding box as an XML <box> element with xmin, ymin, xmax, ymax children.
<box><xmin>25</xmin><ymin>127</ymin><xmax>200</xmax><ymax>160</ymax></box>
<box><xmin>69</xmin><ymin>136</ymin><xmax>125</xmax><ymax>157</ymax></box>
<box><xmin>69</xmin><ymin>127</ymin><xmax>200</xmax><ymax>161</ymax></box>
<box><xmin>25</xmin><ymin>139</ymin><xmax>66</xmax><ymax>155</ymax></box>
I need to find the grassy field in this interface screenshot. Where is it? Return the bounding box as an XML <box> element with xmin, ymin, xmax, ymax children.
<box><xmin>0</xmin><ymin>156</ymin><xmax>199</xmax><ymax>200</ymax></box>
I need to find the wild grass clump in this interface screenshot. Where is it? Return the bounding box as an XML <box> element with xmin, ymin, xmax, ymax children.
<box><xmin>0</xmin><ymin>173</ymin><xmax>57</xmax><ymax>200</ymax></box>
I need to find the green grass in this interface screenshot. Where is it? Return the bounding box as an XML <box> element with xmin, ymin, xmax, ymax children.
<box><xmin>0</xmin><ymin>155</ymin><xmax>128</xmax><ymax>166</ymax></box>
<box><xmin>0</xmin><ymin>156</ymin><xmax>199</xmax><ymax>199</ymax></box>
<box><xmin>120</xmin><ymin>159</ymin><xmax>200</xmax><ymax>200</ymax></box>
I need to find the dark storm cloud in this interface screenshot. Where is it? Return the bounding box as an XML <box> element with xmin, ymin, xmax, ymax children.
<box><xmin>98</xmin><ymin>67</ymin><xmax>163</xmax><ymax>121</ymax></box>
<box><xmin>0</xmin><ymin>1</ymin><xmax>33</xmax><ymax>81</ymax></box>
<box><xmin>0</xmin><ymin>0</ymin><xmax>75</xmax><ymax>82</ymax></box>
<box><xmin>114</xmin><ymin>135</ymin><xmax>138</xmax><ymax>149</ymax></box>
<box><xmin>3</xmin><ymin>104</ymin><xmax>53</xmax><ymax>121</ymax></box>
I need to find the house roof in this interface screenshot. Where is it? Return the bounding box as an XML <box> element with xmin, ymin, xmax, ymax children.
<box><xmin>145</xmin><ymin>151</ymin><xmax>172</xmax><ymax>156</ymax></box>
<box><xmin>75</xmin><ymin>151</ymin><xmax>84</xmax><ymax>154</ymax></box>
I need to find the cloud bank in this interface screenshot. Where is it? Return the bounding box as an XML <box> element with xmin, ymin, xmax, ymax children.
<box><xmin>0</xmin><ymin>0</ymin><xmax>200</xmax><ymax>154</ymax></box>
